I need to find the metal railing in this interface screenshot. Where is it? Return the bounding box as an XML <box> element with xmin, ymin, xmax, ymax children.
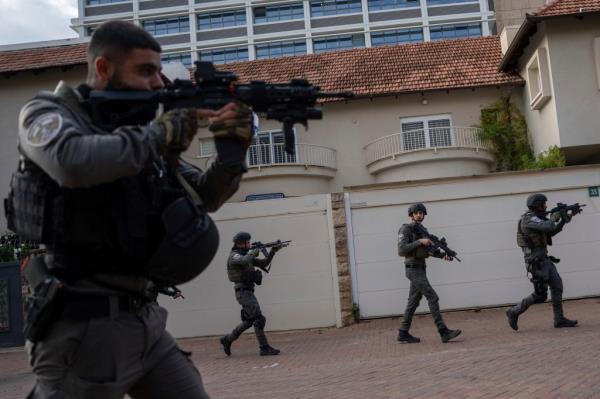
<box><xmin>247</xmin><ymin>143</ymin><xmax>337</xmax><ymax>169</ymax></box>
<box><xmin>364</xmin><ymin>126</ymin><xmax>490</xmax><ymax>165</ymax></box>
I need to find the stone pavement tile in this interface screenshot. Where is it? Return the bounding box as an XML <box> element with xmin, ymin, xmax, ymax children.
<box><xmin>3</xmin><ymin>298</ymin><xmax>600</xmax><ymax>398</ymax></box>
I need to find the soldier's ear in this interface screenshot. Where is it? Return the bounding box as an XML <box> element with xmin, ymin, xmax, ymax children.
<box><xmin>94</xmin><ymin>56</ymin><xmax>115</xmax><ymax>88</ymax></box>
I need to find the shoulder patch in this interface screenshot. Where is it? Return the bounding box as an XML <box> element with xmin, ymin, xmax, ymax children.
<box><xmin>530</xmin><ymin>216</ymin><xmax>543</xmax><ymax>223</ymax></box>
<box><xmin>232</xmin><ymin>253</ymin><xmax>242</xmax><ymax>260</ymax></box>
<box><xmin>27</xmin><ymin>113</ymin><xmax>63</xmax><ymax>147</ymax></box>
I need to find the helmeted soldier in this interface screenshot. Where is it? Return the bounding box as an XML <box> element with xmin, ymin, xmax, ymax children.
<box><xmin>9</xmin><ymin>21</ymin><xmax>253</xmax><ymax>399</ymax></box>
<box><xmin>220</xmin><ymin>232</ymin><xmax>282</xmax><ymax>356</ymax></box>
<box><xmin>397</xmin><ymin>203</ymin><xmax>461</xmax><ymax>344</ymax></box>
<box><xmin>506</xmin><ymin>193</ymin><xmax>578</xmax><ymax>330</ymax></box>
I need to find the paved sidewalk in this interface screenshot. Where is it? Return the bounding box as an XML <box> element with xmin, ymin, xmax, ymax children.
<box><xmin>2</xmin><ymin>298</ymin><xmax>600</xmax><ymax>398</ymax></box>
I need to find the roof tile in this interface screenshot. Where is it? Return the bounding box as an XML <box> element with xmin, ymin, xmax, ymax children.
<box><xmin>0</xmin><ymin>36</ymin><xmax>523</xmax><ymax>97</ymax></box>
<box><xmin>532</xmin><ymin>0</ymin><xmax>600</xmax><ymax>17</ymax></box>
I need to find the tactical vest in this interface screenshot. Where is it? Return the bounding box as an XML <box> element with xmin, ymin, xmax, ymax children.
<box><xmin>400</xmin><ymin>223</ymin><xmax>430</xmax><ymax>260</ymax></box>
<box><xmin>227</xmin><ymin>249</ymin><xmax>247</xmax><ymax>283</ymax></box>
<box><xmin>5</xmin><ymin>87</ymin><xmax>219</xmax><ymax>284</ymax></box>
<box><xmin>516</xmin><ymin>213</ymin><xmax>549</xmax><ymax>250</ymax></box>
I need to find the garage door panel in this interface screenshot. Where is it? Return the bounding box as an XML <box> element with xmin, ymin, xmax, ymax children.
<box><xmin>350</xmin><ymin>179</ymin><xmax>600</xmax><ymax>319</ymax></box>
<box><xmin>356</xmin><ymin>261</ymin><xmax>408</xmax><ymax>292</ymax></box>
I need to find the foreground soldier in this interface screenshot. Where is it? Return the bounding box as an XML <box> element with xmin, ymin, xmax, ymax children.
<box><xmin>11</xmin><ymin>21</ymin><xmax>252</xmax><ymax>399</ymax></box>
<box><xmin>397</xmin><ymin>203</ymin><xmax>461</xmax><ymax>344</ymax></box>
<box><xmin>506</xmin><ymin>193</ymin><xmax>578</xmax><ymax>331</ymax></box>
<box><xmin>220</xmin><ymin>232</ymin><xmax>282</xmax><ymax>356</ymax></box>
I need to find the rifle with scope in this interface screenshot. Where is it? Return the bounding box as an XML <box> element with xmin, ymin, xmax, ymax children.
<box><xmin>88</xmin><ymin>62</ymin><xmax>354</xmax><ymax>155</ymax></box>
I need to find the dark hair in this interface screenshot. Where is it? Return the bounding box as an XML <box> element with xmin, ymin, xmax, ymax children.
<box><xmin>88</xmin><ymin>20</ymin><xmax>161</xmax><ymax>64</ymax></box>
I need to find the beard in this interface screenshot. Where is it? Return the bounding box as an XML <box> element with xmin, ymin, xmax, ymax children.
<box><xmin>105</xmin><ymin>70</ymin><xmax>136</xmax><ymax>90</ymax></box>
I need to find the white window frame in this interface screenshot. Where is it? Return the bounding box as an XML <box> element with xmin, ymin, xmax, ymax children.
<box><xmin>526</xmin><ymin>47</ymin><xmax>552</xmax><ymax>110</ymax></box>
<box><xmin>400</xmin><ymin>114</ymin><xmax>453</xmax><ymax>151</ymax></box>
<box><xmin>198</xmin><ymin>138</ymin><xmax>216</xmax><ymax>158</ymax></box>
<box><xmin>247</xmin><ymin>129</ymin><xmax>298</xmax><ymax>166</ymax></box>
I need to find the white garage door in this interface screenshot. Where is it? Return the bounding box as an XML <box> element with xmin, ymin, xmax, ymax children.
<box><xmin>348</xmin><ymin>168</ymin><xmax>600</xmax><ymax>318</ymax></box>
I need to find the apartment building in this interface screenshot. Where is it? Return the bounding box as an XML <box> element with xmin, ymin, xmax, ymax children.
<box><xmin>72</xmin><ymin>0</ymin><xmax>498</xmax><ymax>66</ymax></box>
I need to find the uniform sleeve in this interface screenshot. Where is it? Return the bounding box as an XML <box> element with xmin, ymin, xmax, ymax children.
<box><xmin>521</xmin><ymin>214</ymin><xmax>560</xmax><ymax>233</ymax></box>
<box><xmin>398</xmin><ymin>225</ymin><xmax>421</xmax><ymax>256</ymax></box>
<box><xmin>18</xmin><ymin>98</ymin><xmax>163</xmax><ymax>188</ymax></box>
<box><xmin>177</xmin><ymin>158</ymin><xmax>243</xmax><ymax>212</ymax></box>
<box><xmin>252</xmin><ymin>251</ymin><xmax>276</xmax><ymax>271</ymax></box>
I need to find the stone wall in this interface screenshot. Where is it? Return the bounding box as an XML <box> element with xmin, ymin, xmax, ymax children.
<box><xmin>330</xmin><ymin>193</ymin><xmax>355</xmax><ymax>326</ymax></box>
<box><xmin>494</xmin><ymin>0</ymin><xmax>547</xmax><ymax>32</ymax></box>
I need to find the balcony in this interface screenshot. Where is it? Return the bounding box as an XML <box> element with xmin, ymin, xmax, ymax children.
<box><xmin>364</xmin><ymin>126</ymin><xmax>495</xmax><ymax>183</ymax></box>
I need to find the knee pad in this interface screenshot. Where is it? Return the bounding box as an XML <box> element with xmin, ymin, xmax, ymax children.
<box><xmin>253</xmin><ymin>314</ymin><xmax>266</xmax><ymax>330</ymax></box>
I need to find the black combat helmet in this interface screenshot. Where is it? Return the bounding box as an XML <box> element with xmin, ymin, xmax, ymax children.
<box><xmin>233</xmin><ymin>231</ymin><xmax>251</xmax><ymax>243</ymax></box>
<box><xmin>147</xmin><ymin>196</ymin><xmax>219</xmax><ymax>286</ymax></box>
<box><xmin>526</xmin><ymin>193</ymin><xmax>548</xmax><ymax>210</ymax></box>
<box><xmin>408</xmin><ymin>203</ymin><xmax>427</xmax><ymax>216</ymax></box>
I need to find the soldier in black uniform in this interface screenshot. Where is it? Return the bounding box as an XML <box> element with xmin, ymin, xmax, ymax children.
<box><xmin>9</xmin><ymin>21</ymin><xmax>253</xmax><ymax>399</ymax></box>
<box><xmin>220</xmin><ymin>232</ymin><xmax>282</xmax><ymax>356</ymax></box>
<box><xmin>506</xmin><ymin>193</ymin><xmax>578</xmax><ymax>330</ymax></box>
<box><xmin>397</xmin><ymin>203</ymin><xmax>461</xmax><ymax>344</ymax></box>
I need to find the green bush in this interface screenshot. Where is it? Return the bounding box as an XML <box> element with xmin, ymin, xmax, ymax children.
<box><xmin>522</xmin><ymin>145</ymin><xmax>566</xmax><ymax>170</ymax></box>
<box><xmin>479</xmin><ymin>97</ymin><xmax>567</xmax><ymax>171</ymax></box>
<box><xmin>0</xmin><ymin>233</ymin><xmax>39</xmax><ymax>262</ymax></box>
<box><xmin>478</xmin><ymin>97</ymin><xmax>533</xmax><ymax>171</ymax></box>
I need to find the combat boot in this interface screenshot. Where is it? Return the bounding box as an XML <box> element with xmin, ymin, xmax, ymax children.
<box><xmin>220</xmin><ymin>336</ymin><xmax>232</xmax><ymax>356</ymax></box>
<box><xmin>397</xmin><ymin>330</ymin><xmax>420</xmax><ymax>343</ymax></box>
<box><xmin>506</xmin><ymin>309</ymin><xmax>519</xmax><ymax>331</ymax></box>
<box><xmin>439</xmin><ymin>328</ymin><xmax>461</xmax><ymax>343</ymax></box>
<box><xmin>260</xmin><ymin>345</ymin><xmax>280</xmax><ymax>356</ymax></box>
<box><xmin>554</xmin><ymin>317</ymin><xmax>578</xmax><ymax>328</ymax></box>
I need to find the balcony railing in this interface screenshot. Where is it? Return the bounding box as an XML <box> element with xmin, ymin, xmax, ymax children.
<box><xmin>247</xmin><ymin>143</ymin><xmax>337</xmax><ymax>169</ymax></box>
<box><xmin>364</xmin><ymin>126</ymin><xmax>490</xmax><ymax>165</ymax></box>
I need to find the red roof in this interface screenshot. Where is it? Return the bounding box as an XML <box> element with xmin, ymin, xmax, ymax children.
<box><xmin>532</xmin><ymin>0</ymin><xmax>600</xmax><ymax>17</ymax></box>
<box><xmin>220</xmin><ymin>36</ymin><xmax>523</xmax><ymax>96</ymax></box>
<box><xmin>0</xmin><ymin>36</ymin><xmax>523</xmax><ymax>96</ymax></box>
<box><xmin>0</xmin><ymin>42</ymin><xmax>88</xmax><ymax>74</ymax></box>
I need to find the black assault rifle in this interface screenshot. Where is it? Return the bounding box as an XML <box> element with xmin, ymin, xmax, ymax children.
<box><xmin>88</xmin><ymin>62</ymin><xmax>354</xmax><ymax>155</ymax></box>
<box><xmin>546</xmin><ymin>203</ymin><xmax>586</xmax><ymax>220</ymax></box>
<box><xmin>250</xmin><ymin>240</ymin><xmax>291</xmax><ymax>259</ymax></box>
<box><xmin>414</xmin><ymin>225</ymin><xmax>461</xmax><ymax>262</ymax></box>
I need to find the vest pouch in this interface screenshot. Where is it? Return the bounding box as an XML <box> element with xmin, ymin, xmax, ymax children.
<box><xmin>5</xmin><ymin>170</ymin><xmax>51</xmax><ymax>242</ymax></box>
<box><xmin>147</xmin><ymin>196</ymin><xmax>219</xmax><ymax>285</ymax></box>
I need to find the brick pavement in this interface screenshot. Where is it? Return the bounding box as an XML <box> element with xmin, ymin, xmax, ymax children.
<box><xmin>2</xmin><ymin>298</ymin><xmax>600</xmax><ymax>398</ymax></box>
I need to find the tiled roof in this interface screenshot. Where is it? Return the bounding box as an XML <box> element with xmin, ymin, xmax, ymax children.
<box><xmin>218</xmin><ymin>36</ymin><xmax>523</xmax><ymax>97</ymax></box>
<box><xmin>532</xmin><ymin>0</ymin><xmax>600</xmax><ymax>17</ymax></box>
<box><xmin>0</xmin><ymin>36</ymin><xmax>523</xmax><ymax>97</ymax></box>
<box><xmin>0</xmin><ymin>43</ymin><xmax>88</xmax><ymax>74</ymax></box>
<box><xmin>500</xmin><ymin>0</ymin><xmax>600</xmax><ymax>70</ymax></box>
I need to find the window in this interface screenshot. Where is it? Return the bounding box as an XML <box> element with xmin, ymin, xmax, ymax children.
<box><xmin>248</xmin><ymin>131</ymin><xmax>297</xmax><ymax>166</ymax></box>
<box><xmin>256</xmin><ymin>40</ymin><xmax>306</xmax><ymax>59</ymax></box>
<box><xmin>197</xmin><ymin>10</ymin><xmax>246</xmax><ymax>30</ymax></box>
<box><xmin>371</xmin><ymin>28</ymin><xmax>423</xmax><ymax>46</ymax></box>
<box><xmin>254</xmin><ymin>4</ymin><xmax>304</xmax><ymax>24</ymax></box>
<box><xmin>313</xmin><ymin>34</ymin><xmax>364</xmax><ymax>53</ymax></box>
<box><xmin>310</xmin><ymin>0</ymin><xmax>362</xmax><ymax>17</ymax></box>
<box><xmin>427</xmin><ymin>0</ymin><xmax>475</xmax><ymax>5</ymax></box>
<box><xmin>429</xmin><ymin>23</ymin><xmax>481</xmax><ymax>41</ymax></box>
<box><xmin>198</xmin><ymin>138</ymin><xmax>216</xmax><ymax>157</ymax></box>
<box><xmin>87</xmin><ymin>0</ymin><xmax>128</xmax><ymax>5</ymax></box>
<box><xmin>143</xmin><ymin>17</ymin><xmax>190</xmax><ymax>36</ymax></box>
<box><xmin>198</xmin><ymin>47</ymin><xmax>249</xmax><ymax>64</ymax></box>
<box><xmin>161</xmin><ymin>53</ymin><xmax>192</xmax><ymax>67</ymax></box>
<box><xmin>368</xmin><ymin>0</ymin><xmax>419</xmax><ymax>12</ymax></box>
<box><xmin>526</xmin><ymin>48</ymin><xmax>552</xmax><ymax>110</ymax></box>
<box><xmin>400</xmin><ymin>115</ymin><xmax>452</xmax><ymax>151</ymax></box>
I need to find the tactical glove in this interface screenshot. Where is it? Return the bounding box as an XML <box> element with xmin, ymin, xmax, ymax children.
<box><xmin>208</xmin><ymin>102</ymin><xmax>254</xmax><ymax>149</ymax></box>
<box><xmin>156</xmin><ymin>108</ymin><xmax>199</xmax><ymax>155</ymax></box>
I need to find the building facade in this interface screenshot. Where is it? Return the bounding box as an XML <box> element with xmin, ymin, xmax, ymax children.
<box><xmin>72</xmin><ymin>0</ymin><xmax>497</xmax><ymax>65</ymax></box>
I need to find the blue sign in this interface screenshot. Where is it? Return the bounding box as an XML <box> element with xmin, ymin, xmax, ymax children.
<box><xmin>245</xmin><ymin>193</ymin><xmax>285</xmax><ymax>201</ymax></box>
